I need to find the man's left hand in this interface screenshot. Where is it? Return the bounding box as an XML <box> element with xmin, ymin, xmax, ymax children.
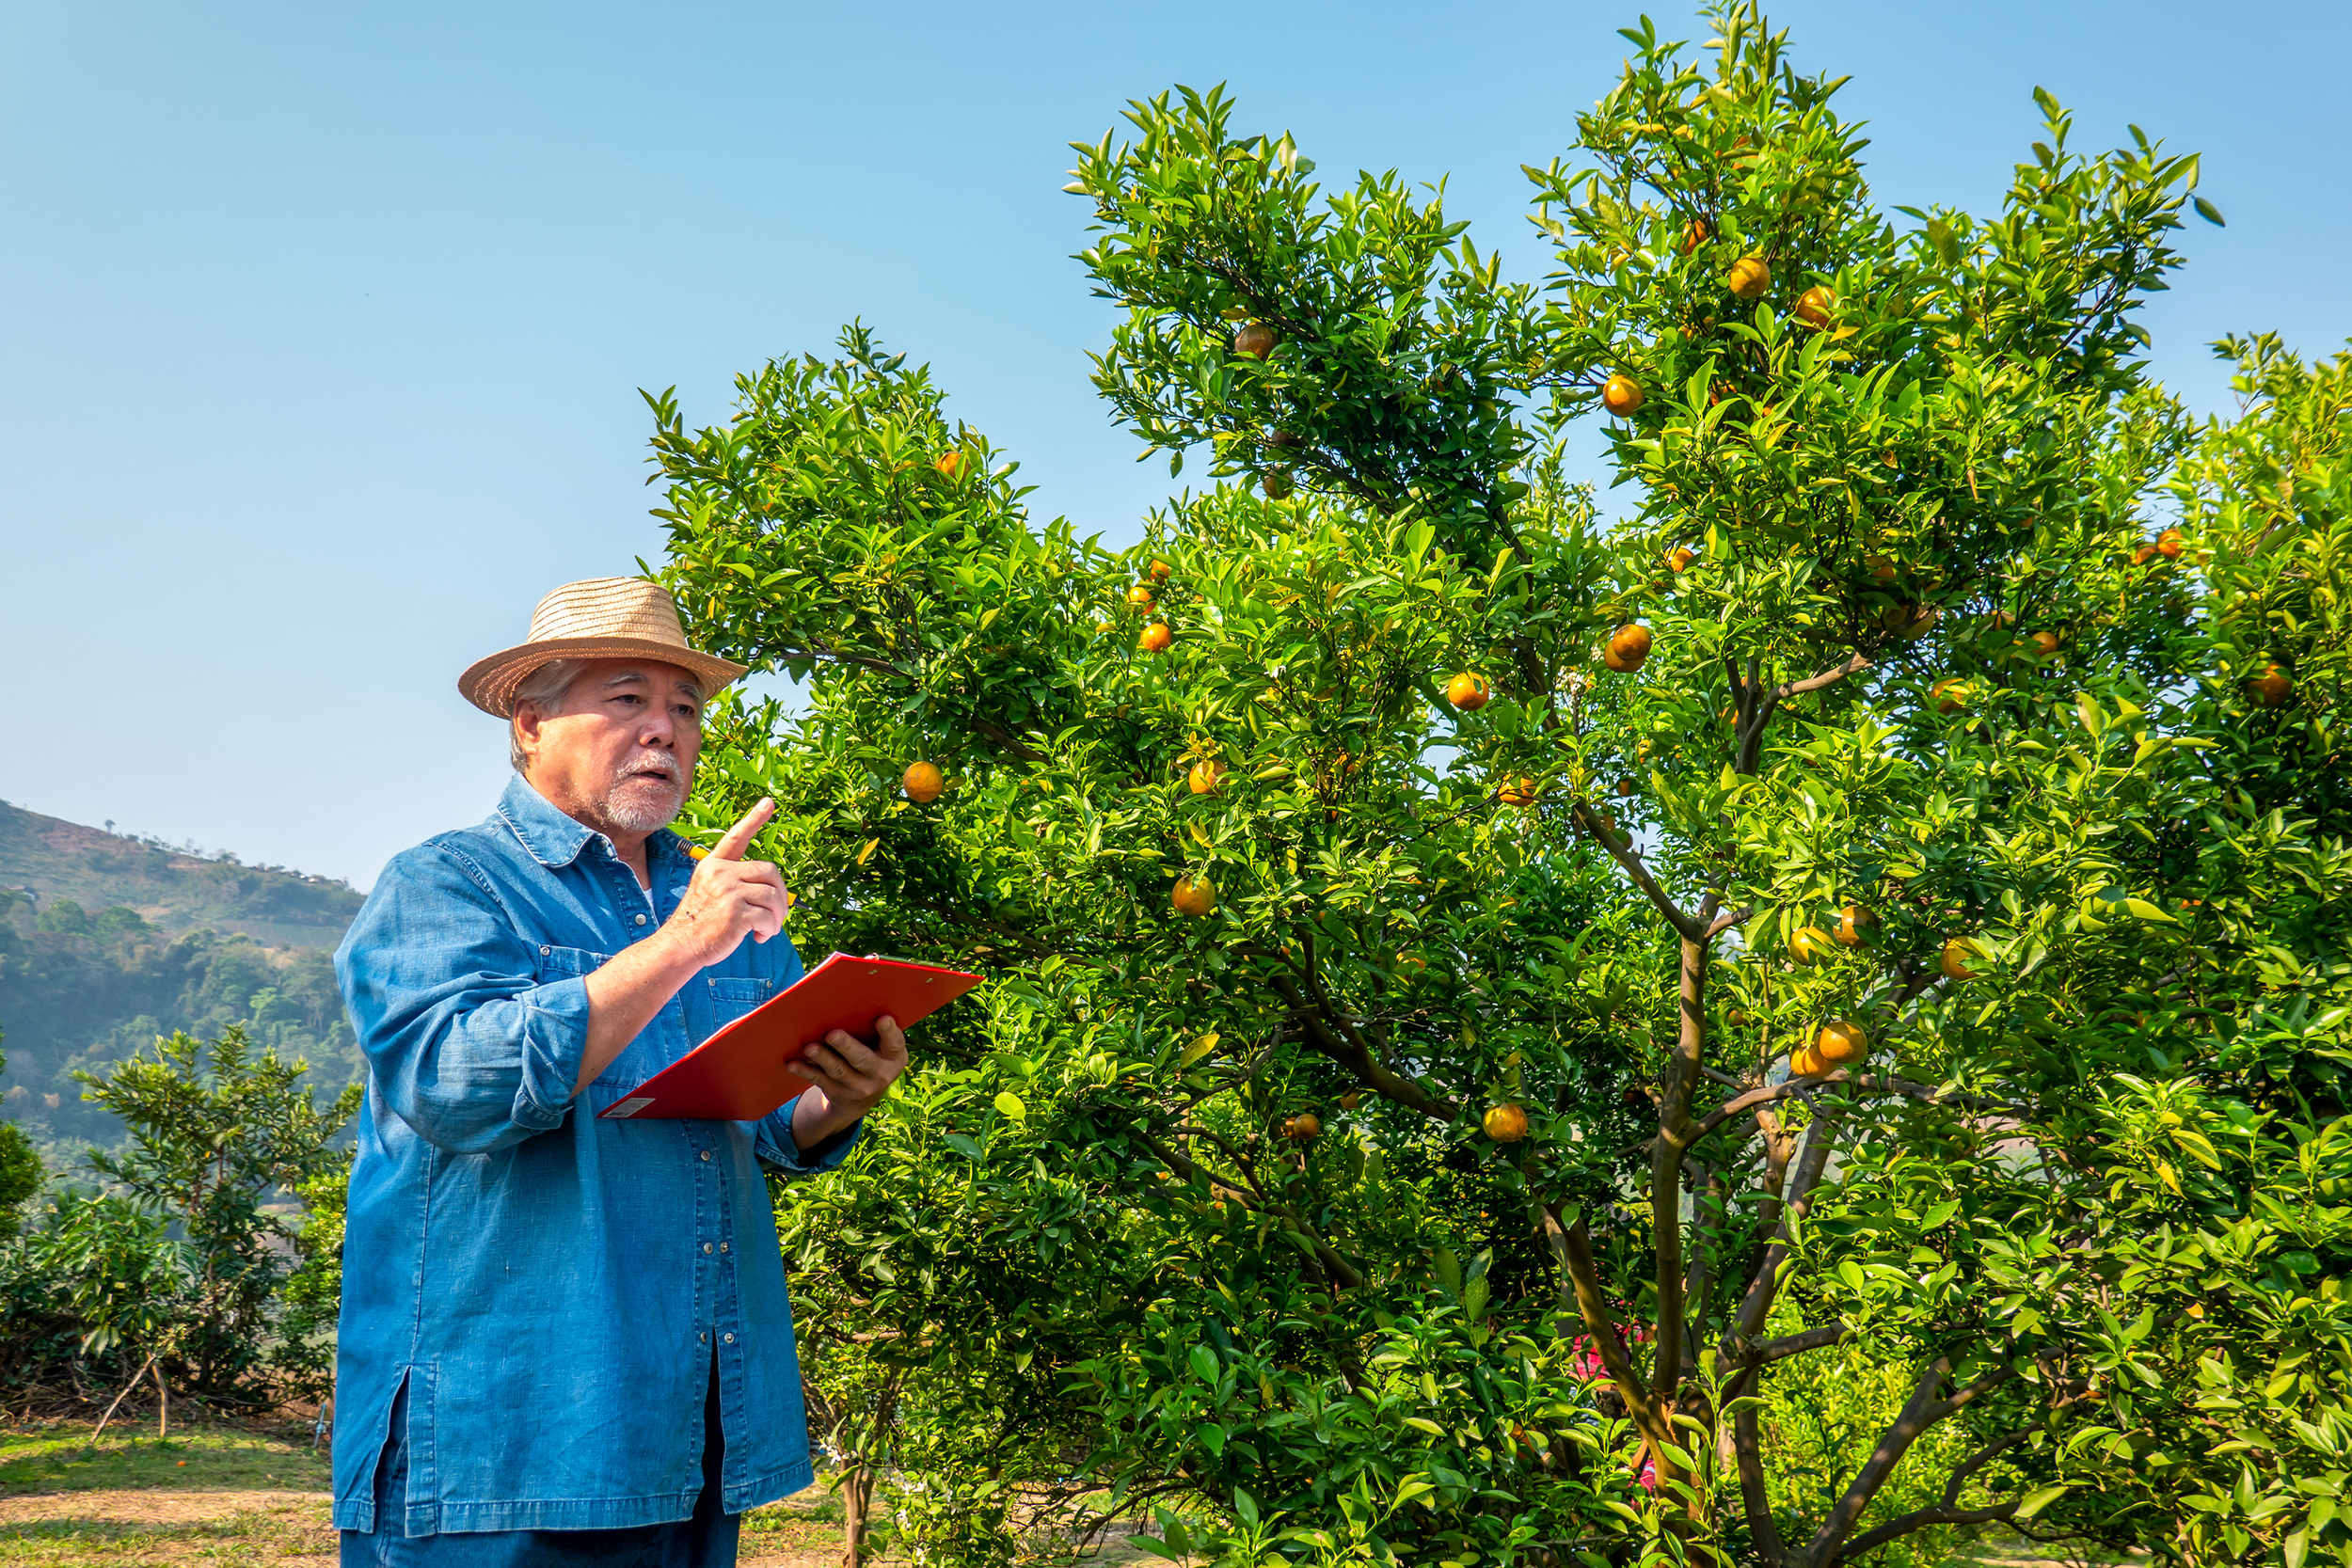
<box><xmin>786</xmin><ymin>1014</ymin><xmax>908</xmax><ymax>1154</ymax></box>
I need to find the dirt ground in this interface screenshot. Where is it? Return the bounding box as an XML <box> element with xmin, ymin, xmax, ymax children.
<box><xmin>0</xmin><ymin>1487</ymin><xmax>841</xmax><ymax>1565</ymax></box>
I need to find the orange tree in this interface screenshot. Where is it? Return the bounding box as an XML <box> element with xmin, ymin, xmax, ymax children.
<box><xmin>647</xmin><ymin>8</ymin><xmax>2351</xmax><ymax>1566</ymax></box>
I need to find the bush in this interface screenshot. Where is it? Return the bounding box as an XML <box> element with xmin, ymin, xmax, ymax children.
<box><xmin>0</xmin><ymin>1024</ymin><xmax>357</xmax><ymax>1415</ymax></box>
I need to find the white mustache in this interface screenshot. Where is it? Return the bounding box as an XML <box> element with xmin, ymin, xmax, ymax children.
<box><xmin>617</xmin><ymin>755</ymin><xmax>685</xmax><ymax>788</ymax></box>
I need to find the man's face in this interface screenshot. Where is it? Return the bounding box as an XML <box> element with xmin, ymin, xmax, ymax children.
<box><xmin>516</xmin><ymin>660</ymin><xmax>704</xmax><ymax>836</ymax></box>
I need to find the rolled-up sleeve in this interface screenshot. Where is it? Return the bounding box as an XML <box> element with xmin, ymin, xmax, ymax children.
<box><xmin>754</xmin><ymin>1112</ymin><xmax>863</xmax><ymax>1177</ymax></box>
<box><xmin>336</xmin><ymin>844</ymin><xmax>589</xmax><ymax>1155</ymax></box>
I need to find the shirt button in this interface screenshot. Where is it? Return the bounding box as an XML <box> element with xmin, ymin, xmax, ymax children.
<box><xmin>723</xmin><ymin>1333</ymin><xmax>736</xmax><ymax>1344</ymax></box>
<box><xmin>700</xmin><ymin>1149</ymin><xmax>712</xmax><ymax>1162</ymax></box>
<box><xmin>703</xmin><ymin>1243</ymin><xmax>714</xmax><ymax>1254</ymax></box>
<box><xmin>635</xmin><ymin>913</ymin><xmax>648</xmax><ymax>926</ymax></box>
<box><xmin>539</xmin><ymin>945</ymin><xmax>550</xmax><ymax>956</ymax></box>
<box><xmin>699</xmin><ymin>1331</ymin><xmax>707</xmax><ymax>1343</ymax></box>
<box><xmin>719</xmin><ymin>1242</ymin><xmax>730</xmax><ymax>1254</ymax></box>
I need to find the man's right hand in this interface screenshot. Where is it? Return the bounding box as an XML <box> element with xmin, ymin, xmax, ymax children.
<box><xmin>660</xmin><ymin>799</ymin><xmax>788</xmax><ymax>968</ymax></box>
<box><xmin>571</xmin><ymin>798</ymin><xmax>788</xmax><ymax>1096</ymax></box>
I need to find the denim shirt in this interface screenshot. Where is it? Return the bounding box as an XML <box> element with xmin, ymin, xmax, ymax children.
<box><xmin>330</xmin><ymin>775</ymin><xmax>853</xmax><ymax>1536</ymax></box>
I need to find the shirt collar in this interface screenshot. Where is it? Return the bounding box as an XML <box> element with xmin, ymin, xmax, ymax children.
<box><xmin>496</xmin><ymin>774</ymin><xmax>691</xmax><ymax>873</ymax></box>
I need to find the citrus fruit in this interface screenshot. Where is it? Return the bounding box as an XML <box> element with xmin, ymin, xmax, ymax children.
<box><xmin>902</xmin><ymin>761</ymin><xmax>945</xmax><ymax>803</ymax></box>
<box><xmin>1482</xmin><ymin>1103</ymin><xmax>1530</xmax><ymax>1143</ymax></box>
<box><xmin>1171</xmin><ymin>875</ymin><xmax>1216</xmax><ymax>916</ymax></box>
<box><xmin>1604</xmin><ymin>624</ymin><xmax>1653</xmax><ymax>673</ymax></box>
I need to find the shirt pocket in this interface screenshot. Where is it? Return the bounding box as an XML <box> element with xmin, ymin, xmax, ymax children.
<box><xmin>702</xmin><ymin>975</ymin><xmax>773</xmax><ymax>1031</ymax></box>
<box><xmin>534</xmin><ymin>944</ymin><xmax>612</xmax><ymax>981</ymax></box>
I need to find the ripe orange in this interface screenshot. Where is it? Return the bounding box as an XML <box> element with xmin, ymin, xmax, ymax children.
<box><xmin>1127</xmin><ymin>584</ymin><xmax>1156</xmax><ymax>610</ymax></box>
<box><xmin>1931</xmin><ymin>677</ymin><xmax>1970</xmax><ymax>716</ymax></box>
<box><xmin>2248</xmin><ymin>663</ymin><xmax>2294</xmax><ymax>707</ymax></box>
<box><xmin>1171</xmin><ymin>875</ymin><xmax>1216</xmax><ymax>916</ymax></box>
<box><xmin>1788</xmin><ymin>1043</ymin><xmax>1825</xmax><ymax>1077</ymax></box>
<box><xmin>2133</xmin><ymin>545</ymin><xmax>2156</xmax><ymax>566</ymax></box>
<box><xmin>1232</xmin><ymin>322</ymin><xmax>1278</xmax><ymax>359</ymax></box>
<box><xmin>1615</xmin><ymin>777</ymin><xmax>1638</xmax><ymax>798</ymax></box>
<box><xmin>1604</xmin><ymin>624</ymin><xmax>1653</xmax><ymax>673</ymax></box>
<box><xmin>1726</xmin><ymin>256</ymin><xmax>1770</xmax><ymax>301</ymax></box>
<box><xmin>1726</xmin><ymin>1008</ymin><xmax>1753</xmax><ymax>1028</ymax></box>
<box><xmin>1148</xmin><ymin>558</ymin><xmax>1172</xmax><ymax>583</ymax></box>
<box><xmin>2029</xmin><ymin>630</ymin><xmax>2060</xmax><ymax>657</ymax></box>
<box><xmin>1601</xmin><ymin>373</ymin><xmax>1645</xmax><ymax>417</ymax></box>
<box><xmin>1680</xmin><ymin>216</ymin><xmax>1712</xmax><ymax>254</ymax></box>
<box><xmin>1794</xmin><ymin>285</ymin><xmax>1834</xmax><ymax>327</ymax></box>
<box><xmin>1835</xmin><ymin>905</ymin><xmax>1875</xmax><ymax>947</ymax></box>
<box><xmin>1283</xmin><ymin>1113</ymin><xmax>1322</xmax><ymax>1143</ymax></box>
<box><xmin>1940</xmin><ymin>938</ymin><xmax>1979</xmax><ymax>981</ymax></box>
<box><xmin>1498</xmin><ymin>775</ymin><xmax>1538</xmax><ymax>807</ymax></box>
<box><xmin>1340</xmin><ymin>1090</ymin><xmax>1362</xmax><ymax>1111</ymax></box>
<box><xmin>2156</xmin><ymin>529</ymin><xmax>2184</xmax><ymax>560</ymax></box>
<box><xmin>1666</xmin><ymin>546</ymin><xmax>1696</xmax><ymax>572</ymax></box>
<box><xmin>934</xmin><ymin>450</ymin><xmax>962</xmax><ymax>478</ymax></box>
<box><xmin>1261</xmin><ymin>469</ymin><xmax>1295</xmax><ymax>500</ymax></box>
<box><xmin>1815</xmin><ymin>1018</ymin><xmax>1868</xmax><ymax>1067</ymax></box>
<box><xmin>1139</xmin><ymin>623</ymin><xmax>1174</xmax><ymax>653</ymax></box>
<box><xmin>1482</xmin><ymin>1103</ymin><xmax>1531</xmax><ymax>1143</ymax></box>
<box><xmin>1187</xmin><ymin>758</ymin><xmax>1229</xmax><ymax>794</ymax></box>
<box><xmin>1445</xmin><ymin>672</ymin><xmax>1491</xmax><ymax>710</ymax></box>
<box><xmin>1788</xmin><ymin>926</ymin><xmax>1835</xmax><ymax>965</ymax></box>
<box><xmin>902</xmin><ymin>761</ymin><xmax>945</xmax><ymax>803</ymax></box>
<box><xmin>1864</xmin><ymin>553</ymin><xmax>1899</xmax><ymax>584</ymax></box>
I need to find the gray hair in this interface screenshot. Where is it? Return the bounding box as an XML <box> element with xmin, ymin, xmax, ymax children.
<box><xmin>509</xmin><ymin>659</ymin><xmax>587</xmax><ymax>772</ymax></box>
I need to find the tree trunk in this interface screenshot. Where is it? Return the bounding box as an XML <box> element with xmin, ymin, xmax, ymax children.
<box><xmin>840</xmin><ymin>1464</ymin><xmax>875</xmax><ymax>1568</ymax></box>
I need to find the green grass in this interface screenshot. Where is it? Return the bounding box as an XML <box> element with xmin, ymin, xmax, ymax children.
<box><xmin>0</xmin><ymin>1420</ymin><xmax>333</xmax><ymax>1496</ymax></box>
<box><xmin>0</xmin><ymin>1500</ymin><xmax>332</xmax><ymax>1565</ymax></box>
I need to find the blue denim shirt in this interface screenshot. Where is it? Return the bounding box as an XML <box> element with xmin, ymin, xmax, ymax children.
<box><xmin>330</xmin><ymin>775</ymin><xmax>853</xmax><ymax>1535</ymax></box>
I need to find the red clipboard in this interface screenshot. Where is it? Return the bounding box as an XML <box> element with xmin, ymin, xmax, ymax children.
<box><xmin>597</xmin><ymin>953</ymin><xmax>982</xmax><ymax>1121</ymax></box>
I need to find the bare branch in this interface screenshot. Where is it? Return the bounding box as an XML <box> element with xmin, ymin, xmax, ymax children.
<box><xmin>1733</xmin><ymin>1402</ymin><xmax>1787</xmax><ymax>1568</ymax></box>
<box><xmin>1677</xmin><ymin>1073</ymin><xmax>2028</xmax><ymax>1153</ymax></box>
<box><xmin>1728</xmin><ymin>1108</ymin><xmax>1836</xmax><ymax>1348</ymax></box>
<box><xmin>1541</xmin><ymin>1206</ymin><xmax>1671</xmax><ymax>1450</ymax></box>
<box><xmin>1754</xmin><ymin>1322</ymin><xmax>1849</xmax><ymax>1363</ymax></box>
<box><xmin>1807</xmin><ymin>1360</ymin><xmax>2022</xmax><ymax>1565</ymax></box>
<box><xmin>1776</xmin><ymin>650</ymin><xmax>1875</xmax><ymax>703</ymax></box>
<box><xmin>1704</xmin><ymin>902</ymin><xmax>1755</xmax><ymax>940</ymax></box>
<box><xmin>1572</xmin><ymin>800</ymin><xmax>1699</xmax><ymax>940</ymax></box>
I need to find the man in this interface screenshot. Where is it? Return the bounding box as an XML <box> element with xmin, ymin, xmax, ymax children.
<box><xmin>333</xmin><ymin>577</ymin><xmax>906</xmax><ymax>1566</ymax></box>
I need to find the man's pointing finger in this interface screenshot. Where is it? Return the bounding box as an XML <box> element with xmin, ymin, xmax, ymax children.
<box><xmin>709</xmin><ymin>799</ymin><xmax>776</xmax><ymax>862</ymax></box>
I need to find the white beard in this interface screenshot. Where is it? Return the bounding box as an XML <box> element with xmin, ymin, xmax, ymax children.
<box><xmin>601</xmin><ymin>755</ymin><xmax>691</xmax><ymax>832</ymax></box>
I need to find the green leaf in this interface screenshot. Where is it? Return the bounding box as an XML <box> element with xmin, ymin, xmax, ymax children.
<box><xmin>2193</xmin><ymin>196</ymin><xmax>2225</xmax><ymax>227</ymax></box>
<box><xmin>2013</xmin><ymin>1483</ymin><xmax>2067</xmax><ymax>1521</ymax></box>
<box><xmin>993</xmin><ymin>1092</ymin><xmax>1027</xmax><ymax>1121</ymax></box>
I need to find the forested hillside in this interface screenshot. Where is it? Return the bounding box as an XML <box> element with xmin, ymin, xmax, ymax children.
<box><xmin>0</xmin><ymin>804</ymin><xmax>360</xmax><ymax>1164</ymax></box>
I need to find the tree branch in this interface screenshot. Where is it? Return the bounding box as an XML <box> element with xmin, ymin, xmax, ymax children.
<box><xmin>1806</xmin><ymin>1360</ymin><xmax>2020</xmax><ymax>1566</ymax></box>
<box><xmin>1572</xmin><ymin>800</ymin><xmax>1699</xmax><ymax>940</ymax></box>
<box><xmin>1677</xmin><ymin>1074</ymin><xmax>2028</xmax><ymax>1154</ymax></box>
<box><xmin>1263</xmin><ymin>974</ymin><xmax>1454</xmax><ymax>1121</ymax></box>
<box><xmin>1733</xmin><ymin>1402</ymin><xmax>1787</xmax><ymax>1568</ymax></box>
<box><xmin>1756</xmin><ymin>1322</ymin><xmax>1851</xmax><ymax>1364</ymax></box>
<box><xmin>1541</xmin><ymin>1206</ymin><xmax>1671</xmax><ymax>1450</ymax></box>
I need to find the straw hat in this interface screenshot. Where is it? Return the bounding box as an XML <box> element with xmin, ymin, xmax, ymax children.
<box><xmin>458</xmin><ymin>578</ymin><xmax>749</xmax><ymax>718</ymax></box>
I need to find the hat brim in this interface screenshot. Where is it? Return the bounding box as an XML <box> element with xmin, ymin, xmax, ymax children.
<box><xmin>458</xmin><ymin>638</ymin><xmax>751</xmax><ymax>719</ymax></box>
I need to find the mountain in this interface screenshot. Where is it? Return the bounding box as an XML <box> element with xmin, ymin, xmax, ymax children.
<box><xmin>0</xmin><ymin>802</ymin><xmax>361</xmax><ymax>949</ymax></box>
<box><xmin>0</xmin><ymin>803</ymin><xmax>364</xmax><ymax>1167</ymax></box>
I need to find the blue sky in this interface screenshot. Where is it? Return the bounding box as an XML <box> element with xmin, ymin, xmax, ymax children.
<box><xmin>3</xmin><ymin>0</ymin><xmax>2345</xmax><ymax>891</ymax></box>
